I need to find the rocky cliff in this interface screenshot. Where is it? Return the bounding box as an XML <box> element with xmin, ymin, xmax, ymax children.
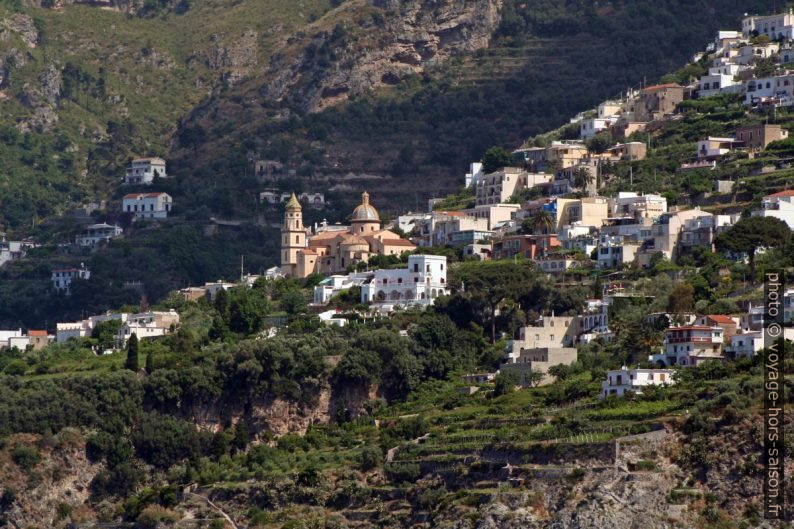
<box><xmin>260</xmin><ymin>0</ymin><xmax>502</xmax><ymax>112</ymax></box>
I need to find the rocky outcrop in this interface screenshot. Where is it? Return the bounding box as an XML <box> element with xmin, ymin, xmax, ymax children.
<box><xmin>260</xmin><ymin>0</ymin><xmax>502</xmax><ymax>112</ymax></box>
<box><xmin>1</xmin><ymin>430</ymin><xmax>101</xmax><ymax>528</ymax></box>
<box><xmin>1</xmin><ymin>13</ymin><xmax>39</xmax><ymax>48</ymax></box>
<box><xmin>17</xmin><ymin>64</ymin><xmax>61</xmax><ymax>132</ymax></box>
<box><xmin>206</xmin><ymin>30</ymin><xmax>259</xmax><ymax>85</ymax></box>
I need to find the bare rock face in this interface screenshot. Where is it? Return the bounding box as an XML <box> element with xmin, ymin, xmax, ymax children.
<box><xmin>17</xmin><ymin>64</ymin><xmax>61</xmax><ymax>132</ymax></box>
<box><xmin>2</xmin><ymin>13</ymin><xmax>39</xmax><ymax>48</ymax></box>
<box><xmin>207</xmin><ymin>30</ymin><xmax>259</xmax><ymax>85</ymax></box>
<box><xmin>260</xmin><ymin>0</ymin><xmax>502</xmax><ymax>112</ymax></box>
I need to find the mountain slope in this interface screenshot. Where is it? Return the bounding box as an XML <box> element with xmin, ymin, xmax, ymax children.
<box><xmin>172</xmin><ymin>0</ymin><xmax>776</xmax><ymax>214</ymax></box>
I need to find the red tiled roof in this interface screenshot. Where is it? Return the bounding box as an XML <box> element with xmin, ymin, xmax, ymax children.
<box><xmin>382</xmin><ymin>239</ymin><xmax>416</xmax><ymax>246</ymax></box>
<box><xmin>642</xmin><ymin>83</ymin><xmax>681</xmax><ymax>92</ymax></box>
<box><xmin>28</xmin><ymin>330</ymin><xmax>48</xmax><ymax>336</ymax></box>
<box><xmin>706</xmin><ymin>315</ymin><xmax>735</xmax><ymax>324</ymax></box>
<box><xmin>435</xmin><ymin>211</ymin><xmax>466</xmax><ymax>217</ymax></box>
<box><xmin>766</xmin><ymin>190</ymin><xmax>794</xmax><ymax>198</ymax></box>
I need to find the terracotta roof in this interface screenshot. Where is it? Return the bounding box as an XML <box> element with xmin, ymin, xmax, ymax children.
<box><xmin>706</xmin><ymin>315</ymin><xmax>736</xmax><ymax>324</ymax></box>
<box><xmin>28</xmin><ymin>330</ymin><xmax>48</xmax><ymax>336</ymax></box>
<box><xmin>435</xmin><ymin>210</ymin><xmax>466</xmax><ymax>217</ymax></box>
<box><xmin>765</xmin><ymin>190</ymin><xmax>794</xmax><ymax>198</ymax></box>
<box><xmin>642</xmin><ymin>83</ymin><xmax>681</xmax><ymax>92</ymax></box>
<box><xmin>381</xmin><ymin>239</ymin><xmax>416</xmax><ymax>246</ymax></box>
<box><xmin>300</xmin><ymin>248</ymin><xmax>317</xmax><ymax>255</ymax></box>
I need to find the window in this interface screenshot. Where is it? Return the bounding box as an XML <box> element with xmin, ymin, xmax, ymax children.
<box><xmin>413</xmin><ymin>263</ymin><xmax>419</xmax><ymax>272</ymax></box>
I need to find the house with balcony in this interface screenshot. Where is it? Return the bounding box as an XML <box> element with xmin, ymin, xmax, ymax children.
<box><xmin>744</xmin><ymin>73</ymin><xmax>794</xmax><ymax>108</ymax></box>
<box><xmin>491</xmin><ymin>233</ymin><xmax>559</xmax><ymax>260</ymax></box>
<box><xmin>596</xmin><ymin>235</ymin><xmax>638</xmax><ymax>269</ymax></box>
<box><xmin>696</xmin><ymin>137</ymin><xmax>743</xmax><ymax>160</ymax></box>
<box><xmin>752</xmin><ymin>189</ymin><xmax>794</xmax><ymax>229</ymax></box>
<box><xmin>608</xmin><ymin>192</ymin><xmax>667</xmax><ymax>222</ymax></box>
<box><xmin>536</xmin><ymin>254</ymin><xmax>583</xmax><ymax>274</ymax></box>
<box><xmin>679</xmin><ymin>214</ymin><xmax>737</xmax><ymax>253</ymax></box>
<box><xmin>76</xmin><ymin>223</ymin><xmax>123</xmax><ymax>247</ymax></box>
<box><xmin>115</xmin><ymin>310</ymin><xmax>180</xmax><ymax>347</ymax></box>
<box><xmin>360</xmin><ymin>255</ymin><xmax>448</xmax><ymax>310</ymax></box>
<box><xmin>742</xmin><ymin>10</ymin><xmax>794</xmax><ymax>40</ymax></box>
<box><xmin>649</xmin><ymin>325</ymin><xmax>724</xmax><ymax>367</ymax></box>
<box><xmin>697</xmin><ymin>64</ymin><xmax>747</xmax><ymax>98</ymax></box>
<box><xmin>600</xmin><ymin>367</ymin><xmax>675</xmax><ymax>398</ymax></box>
<box><xmin>124</xmin><ymin>157</ymin><xmax>167</xmax><ymax>185</ymax></box>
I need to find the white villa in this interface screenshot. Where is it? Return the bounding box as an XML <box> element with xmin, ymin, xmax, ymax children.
<box><xmin>313</xmin><ymin>272</ymin><xmax>373</xmax><ymax>304</ymax></box>
<box><xmin>124</xmin><ymin>157</ymin><xmax>167</xmax><ymax>185</ymax></box>
<box><xmin>600</xmin><ymin>367</ymin><xmax>675</xmax><ymax>398</ymax></box>
<box><xmin>753</xmin><ymin>190</ymin><xmax>794</xmax><ymax>229</ymax></box>
<box><xmin>649</xmin><ymin>325</ymin><xmax>724</xmax><ymax>367</ymax></box>
<box><xmin>360</xmin><ymin>255</ymin><xmax>448</xmax><ymax>308</ymax></box>
<box><xmin>76</xmin><ymin>223</ymin><xmax>123</xmax><ymax>247</ymax></box>
<box><xmin>123</xmin><ymin>192</ymin><xmax>172</xmax><ymax>219</ymax></box>
<box><xmin>51</xmin><ymin>265</ymin><xmax>91</xmax><ymax>293</ymax></box>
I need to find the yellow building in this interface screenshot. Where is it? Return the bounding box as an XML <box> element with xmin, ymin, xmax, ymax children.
<box><xmin>280</xmin><ymin>192</ymin><xmax>417</xmax><ymax>278</ymax></box>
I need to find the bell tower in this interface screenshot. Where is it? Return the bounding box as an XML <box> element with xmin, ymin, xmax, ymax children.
<box><xmin>281</xmin><ymin>193</ymin><xmax>305</xmax><ymax>275</ymax></box>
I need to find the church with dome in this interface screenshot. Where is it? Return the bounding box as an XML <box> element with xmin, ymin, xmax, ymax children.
<box><xmin>280</xmin><ymin>191</ymin><xmax>417</xmax><ymax>278</ymax></box>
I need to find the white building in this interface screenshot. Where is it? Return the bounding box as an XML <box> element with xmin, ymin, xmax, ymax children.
<box><xmin>649</xmin><ymin>325</ymin><xmax>724</xmax><ymax>367</ymax></box>
<box><xmin>51</xmin><ymin>265</ymin><xmax>91</xmax><ymax>293</ymax></box>
<box><xmin>580</xmin><ymin>117</ymin><xmax>614</xmax><ymax>139</ymax></box>
<box><xmin>115</xmin><ymin>310</ymin><xmax>180</xmax><ymax>347</ymax></box>
<box><xmin>753</xmin><ymin>190</ymin><xmax>794</xmax><ymax>229</ymax></box>
<box><xmin>744</xmin><ymin>73</ymin><xmax>794</xmax><ymax>107</ymax></box>
<box><xmin>360</xmin><ymin>255</ymin><xmax>448</xmax><ymax>308</ymax></box>
<box><xmin>725</xmin><ymin>332</ymin><xmax>764</xmax><ymax>359</ymax></box>
<box><xmin>318</xmin><ymin>309</ymin><xmax>348</xmax><ymax>327</ymax></box>
<box><xmin>698</xmin><ymin>64</ymin><xmax>747</xmax><ymax>98</ymax></box>
<box><xmin>122</xmin><ymin>192</ymin><xmax>172</xmax><ymax>219</ymax></box>
<box><xmin>124</xmin><ymin>157</ymin><xmax>167</xmax><ymax>185</ymax></box>
<box><xmin>696</xmin><ymin>137</ymin><xmax>742</xmax><ymax>160</ymax></box>
<box><xmin>0</xmin><ymin>329</ymin><xmax>24</xmax><ymax>349</ymax></box>
<box><xmin>609</xmin><ymin>192</ymin><xmax>667</xmax><ymax>221</ymax></box>
<box><xmin>465</xmin><ymin>162</ymin><xmax>485</xmax><ymax>188</ymax></box>
<box><xmin>396</xmin><ymin>212</ymin><xmax>432</xmax><ymax>235</ymax></box>
<box><xmin>76</xmin><ymin>223</ymin><xmax>123</xmax><ymax>247</ymax></box>
<box><xmin>313</xmin><ymin>272</ymin><xmax>373</xmax><ymax>304</ymax></box>
<box><xmin>600</xmin><ymin>367</ymin><xmax>675</xmax><ymax>398</ymax></box>
<box><xmin>596</xmin><ymin>235</ymin><xmax>638</xmax><ymax>269</ymax></box>
<box><xmin>742</xmin><ymin>11</ymin><xmax>794</xmax><ymax>40</ymax></box>
<box><xmin>0</xmin><ymin>239</ymin><xmax>36</xmax><ymax>268</ymax></box>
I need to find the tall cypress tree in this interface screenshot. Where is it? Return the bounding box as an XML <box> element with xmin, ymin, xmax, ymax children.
<box><xmin>145</xmin><ymin>350</ymin><xmax>154</xmax><ymax>374</ymax></box>
<box><xmin>125</xmin><ymin>333</ymin><xmax>139</xmax><ymax>371</ymax></box>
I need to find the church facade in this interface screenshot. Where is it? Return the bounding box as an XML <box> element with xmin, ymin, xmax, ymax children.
<box><xmin>280</xmin><ymin>192</ymin><xmax>417</xmax><ymax>278</ymax></box>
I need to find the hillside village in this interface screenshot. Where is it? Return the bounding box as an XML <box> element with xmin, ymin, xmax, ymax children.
<box><xmin>0</xmin><ymin>7</ymin><xmax>793</xmax><ymax>529</ymax></box>
<box><xmin>3</xmin><ymin>11</ymin><xmax>794</xmax><ymax>391</ymax></box>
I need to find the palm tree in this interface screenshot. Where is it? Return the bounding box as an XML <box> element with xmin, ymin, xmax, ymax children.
<box><xmin>531</xmin><ymin>210</ymin><xmax>555</xmax><ymax>235</ymax></box>
<box><xmin>572</xmin><ymin>166</ymin><xmax>594</xmax><ymax>191</ymax></box>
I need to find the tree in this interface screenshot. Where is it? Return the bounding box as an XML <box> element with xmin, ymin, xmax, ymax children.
<box><xmin>572</xmin><ymin>166</ymin><xmax>594</xmax><ymax>191</ymax></box>
<box><xmin>526</xmin><ymin>368</ymin><xmax>545</xmax><ymax>387</ymax></box>
<box><xmin>586</xmin><ymin>131</ymin><xmax>614</xmax><ymax>153</ymax></box>
<box><xmin>451</xmin><ymin>261</ymin><xmax>535</xmax><ymax>342</ymax></box>
<box><xmin>481</xmin><ymin>146</ymin><xmax>514</xmax><ymax>173</ymax></box>
<box><xmin>714</xmin><ymin>217</ymin><xmax>791</xmax><ymax>281</ymax></box>
<box><xmin>530</xmin><ymin>209</ymin><xmax>555</xmax><ymax>235</ymax></box>
<box><xmin>125</xmin><ymin>333</ymin><xmax>139</xmax><ymax>372</ymax></box>
<box><xmin>493</xmin><ymin>370</ymin><xmax>519</xmax><ymax>396</ymax></box>
<box><xmin>145</xmin><ymin>351</ymin><xmax>154</xmax><ymax>374</ymax></box>
<box><xmin>667</xmin><ymin>282</ymin><xmax>694</xmax><ymax>316</ymax></box>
